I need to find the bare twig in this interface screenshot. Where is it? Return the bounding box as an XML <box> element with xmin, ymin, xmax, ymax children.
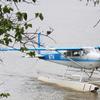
<box><xmin>14</xmin><ymin>2</ymin><xmax>19</xmax><ymax>11</ymax></box>
<box><xmin>93</xmin><ymin>19</ymin><xmax>100</xmax><ymax>28</ymax></box>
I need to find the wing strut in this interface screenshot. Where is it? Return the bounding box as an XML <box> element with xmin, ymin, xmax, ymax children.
<box><xmin>56</xmin><ymin>50</ymin><xmax>95</xmax><ymax>82</ymax></box>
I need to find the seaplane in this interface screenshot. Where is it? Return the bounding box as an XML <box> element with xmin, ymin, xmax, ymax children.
<box><xmin>0</xmin><ymin>32</ymin><xmax>100</xmax><ymax>92</ymax></box>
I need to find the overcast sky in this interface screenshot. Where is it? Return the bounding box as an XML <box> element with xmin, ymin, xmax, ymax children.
<box><xmin>20</xmin><ymin>0</ymin><xmax>100</xmax><ymax>47</ymax></box>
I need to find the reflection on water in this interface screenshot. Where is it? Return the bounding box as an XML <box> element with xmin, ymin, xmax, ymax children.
<box><xmin>64</xmin><ymin>90</ymin><xmax>99</xmax><ymax>100</ymax></box>
<box><xmin>0</xmin><ymin>73</ymin><xmax>100</xmax><ymax>100</ymax></box>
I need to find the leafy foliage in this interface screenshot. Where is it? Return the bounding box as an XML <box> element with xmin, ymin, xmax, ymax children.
<box><xmin>27</xmin><ymin>51</ymin><xmax>35</xmax><ymax>57</ymax></box>
<box><xmin>35</xmin><ymin>13</ymin><xmax>44</xmax><ymax>20</ymax></box>
<box><xmin>80</xmin><ymin>0</ymin><xmax>100</xmax><ymax>6</ymax></box>
<box><xmin>0</xmin><ymin>0</ymin><xmax>45</xmax><ymax>54</ymax></box>
<box><xmin>0</xmin><ymin>0</ymin><xmax>54</xmax><ymax>57</ymax></box>
<box><xmin>0</xmin><ymin>93</ymin><xmax>10</xmax><ymax>98</ymax></box>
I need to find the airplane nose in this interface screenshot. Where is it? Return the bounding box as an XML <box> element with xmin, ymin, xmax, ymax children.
<box><xmin>95</xmin><ymin>54</ymin><xmax>100</xmax><ymax>62</ymax></box>
<box><xmin>97</xmin><ymin>54</ymin><xmax>100</xmax><ymax>59</ymax></box>
<box><xmin>95</xmin><ymin>54</ymin><xmax>100</xmax><ymax>69</ymax></box>
<box><xmin>91</xmin><ymin>52</ymin><xmax>100</xmax><ymax>59</ymax></box>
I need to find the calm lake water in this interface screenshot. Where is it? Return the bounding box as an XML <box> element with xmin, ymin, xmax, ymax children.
<box><xmin>0</xmin><ymin>52</ymin><xmax>100</xmax><ymax>100</ymax></box>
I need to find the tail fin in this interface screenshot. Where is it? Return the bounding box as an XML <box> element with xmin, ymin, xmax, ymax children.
<box><xmin>38</xmin><ymin>32</ymin><xmax>41</xmax><ymax>54</ymax></box>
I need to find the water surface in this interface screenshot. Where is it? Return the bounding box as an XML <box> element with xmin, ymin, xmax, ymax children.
<box><xmin>0</xmin><ymin>52</ymin><xmax>99</xmax><ymax>100</ymax></box>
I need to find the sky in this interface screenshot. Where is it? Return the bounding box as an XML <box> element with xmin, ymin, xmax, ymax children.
<box><xmin>16</xmin><ymin>0</ymin><xmax>100</xmax><ymax>47</ymax></box>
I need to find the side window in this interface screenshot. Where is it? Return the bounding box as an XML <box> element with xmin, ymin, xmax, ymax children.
<box><xmin>67</xmin><ymin>51</ymin><xmax>72</xmax><ymax>56</ymax></box>
<box><xmin>64</xmin><ymin>51</ymin><xmax>71</xmax><ymax>57</ymax></box>
<box><xmin>72</xmin><ymin>51</ymin><xmax>80</xmax><ymax>56</ymax></box>
<box><xmin>63</xmin><ymin>50</ymin><xmax>81</xmax><ymax>57</ymax></box>
<box><xmin>72</xmin><ymin>51</ymin><xmax>81</xmax><ymax>57</ymax></box>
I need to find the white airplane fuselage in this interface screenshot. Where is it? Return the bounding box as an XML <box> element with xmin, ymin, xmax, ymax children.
<box><xmin>40</xmin><ymin>48</ymin><xmax>100</xmax><ymax>69</ymax></box>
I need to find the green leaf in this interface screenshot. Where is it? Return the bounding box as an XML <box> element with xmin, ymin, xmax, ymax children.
<box><xmin>16</xmin><ymin>12</ymin><xmax>28</xmax><ymax>21</ymax></box>
<box><xmin>13</xmin><ymin>0</ymin><xmax>18</xmax><ymax>2</ymax></box>
<box><xmin>32</xmin><ymin>0</ymin><xmax>37</xmax><ymax>3</ymax></box>
<box><xmin>3</xmin><ymin>6</ymin><xmax>13</xmax><ymax>13</ymax></box>
<box><xmin>22</xmin><ymin>13</ymin><xmax>27</xmax><ymax>21</ymax></box>
<box><xmin>35</xmin><ymin>13</ymin><xmax>39</xmax><ymax>18</ymax></box>
<box><xmin>0</xmin><ymin>93</ymin><xmax>10</xmax><ymax>98</ymax></box>
<box><xmin>35</xmin><ymin>13</ymin><xmax>44</xmax><ymax>20</ymax></box>
<box><xmin>9</xmin><ymin>7</ymin><xmax>13</xmax><ymax>12</ymax></box>
<box><xmin>27</xmin><ymin>51</ymin><xmax>35</xmax><ymax>57</ymax></box>
<box><xmin>0</xmin><ymin>29</ymin><xmax>5</xmax><ymax>34</ymax></box>
<box><xmin>16</xmin><ymin>12</ymin><xmax>23</xmax><ymax>21</ymax></box>
<box><xmin>3</xmin><ymin>6</ymin><xmax>10</xmax><ymax>13</ymax></box>
<box><xmin>20</xmin><ymin>47</ymin><xmax>28</xmax><ymax>52</ymax></box>
<box><xmin>27</xmin><ymin>24</ymin><xmax>32</xmax><ymax>28</ymax></box>
<box><xmin>4</xmin><ymin>37</ymin><xmax>12</xmax><ymax>46</ymax></box>
<box><xmin>39</xmin><ymin>13</ymin><xmax>44</xmax><ymax>20</ymax></box>
<box><xmin>24</xmin><ymin>23</ymin><xmax>32</xmax><ymax>29</ymax></box>
<box><xmin>15</xmin><ymin>26</ymin><xmax>24</xmax><ymax>41</ymax></box>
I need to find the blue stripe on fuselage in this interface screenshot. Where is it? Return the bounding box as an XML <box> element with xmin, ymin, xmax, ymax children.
<box><xmin>41</xmin><ymin>54</ymin><xmax>100</xmax><ymax>62</ymax></box>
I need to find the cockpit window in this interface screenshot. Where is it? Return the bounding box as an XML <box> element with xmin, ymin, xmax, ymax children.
<box><xmin>82</xmin><ymin>48</ymin><xmax>99</xmax><ymax>55</ymax></box>
<box><xmin>64</xmin><ymin>51</ymin><xmax>71</xmax><ymax>57</ymax></box>
<box><xmin>63</xmin><ymin>48</ymin><xmax>99</xmax><ymax>58</ymax></box>
<box><xmin>64</xmin><ymin>50</ymin><xmax>81</xmax><ymax>57</ymax></box>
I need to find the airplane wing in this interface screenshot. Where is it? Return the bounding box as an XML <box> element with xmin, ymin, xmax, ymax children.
<box><xmin>0</xmin><ymin>48</ymin><xmax>20</xmax><ymax>51</ymax></box>
<box><xmin>48</xmin><ymin>47</ymin><xmax>82</xmax><ymax>51</ymax></box>
<box><xmin>0</xmin><ymin>47</ymin><xmax>82</xmax><ymax>51</ymax></box>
